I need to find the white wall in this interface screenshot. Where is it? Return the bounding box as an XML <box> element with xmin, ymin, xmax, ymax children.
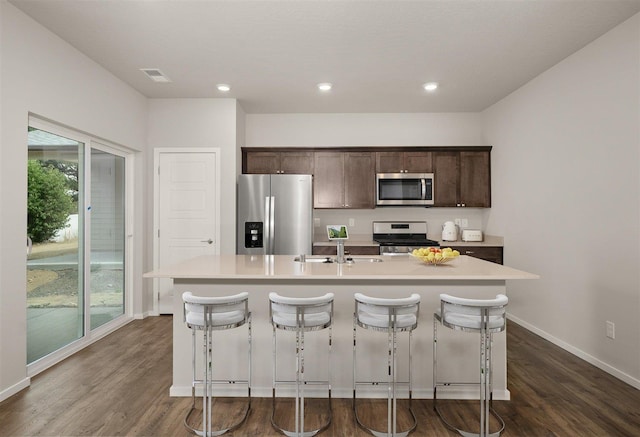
<box><xmin>246</xmin><ymin>113</ymin><xmax>489</xmax><ymax>237</ymax></box>
<box><xmin>146</xmin><ymin>98</ymin><xmax>241</xmax><ymax>259</ymax></box>
<box><xmin>0</xmin><ymin>3</ymin><xmax>147</xmax><ymax>401</ymax></box>
<box><xmin>483</xmin><ymin>13</ymin><xmax>640</xmax><ymax>386</ymax></box>
<box><xmin>246</xmin><ymin>112</ymin><xmax>483</xmax><ymax>147</ymax></box>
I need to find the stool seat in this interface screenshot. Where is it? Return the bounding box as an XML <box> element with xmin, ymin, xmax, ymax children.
<box><xmin>186</xmin><ymin>309</ymin><xmax>247</xmax><ymax>328</ymax></box>
<box><xmin>357</xmin><ymin>312</ymin><xmax>417</xmax><ymax>330</ymax></box>
<box><xmin>435</xmin><ymin>310</ymin><xmax>505</xmax><ymax>331</ymax></box>
<box><xmin>184</xmin><ymin>292</ymin><xmax>250</xmax><ymax>329</ymax></box>
<box><xmin>272</xmin><ymin>312</ymin><xmax>331</xmax><ymax>329</ymax></box>
<box><xmin>270</xmin><ymin>294</ymin><xmax>334</xmax><ymax>332</ymax></box>
<box><xmin>354</xmin><ymin>293</ymin><xmax>420</xmax><ymax>332</ymax></box>
<box><xmin>436</xmin><ymin>293</ymin><xmax>508</xmax><ymax>333</ymax></box>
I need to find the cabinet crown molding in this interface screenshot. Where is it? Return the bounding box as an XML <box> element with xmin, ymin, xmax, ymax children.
<box><xmin>242</xmin><ymin>146</ymin><xmax>492</xmax><ymax>153</ymax></box>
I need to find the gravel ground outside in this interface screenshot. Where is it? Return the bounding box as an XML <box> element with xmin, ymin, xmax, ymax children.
<box><xmin>27</xmin><ymin>240</ymin><xmax>123</xmax><ymax>308</ymax></box>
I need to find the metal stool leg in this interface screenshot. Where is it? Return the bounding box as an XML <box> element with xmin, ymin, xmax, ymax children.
<box><xmin>389</xmin><ymin>326</ymin><xmax>394</xmax><ymax>436</ymax></box>
<box><xmin>271</xmin><ymin>322</ymin><xmax>331</xmax><ymax>437</ymax></box>
<box><xmin>353</xmin><ymin>312</ymin><xmax>417</xmax><ymax>437</ymax></box>
<box><xmin>297</xmin><ymin>324</ymin><xmax>304</xmax><ymax>436</ymax></box>
<box><xmin>433</xmin><ymin>309</ymin><xmax>505</xmax><ymax>437</ymax></box>
<box><xmin>184</xmin><ymin>320</ymin><xmax>251</xmax><ymax>437</ymax></box>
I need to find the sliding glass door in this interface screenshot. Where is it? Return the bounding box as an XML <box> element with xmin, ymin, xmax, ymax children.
<box><xmin>27</xmin><ymin>119</ymin><xmax>130</xmax><ymax>367</ymax></box>
<box><xmin>27</xmin><ymin>128</ymin><xmax>84</xmax><ymax>363</ymax></box>
<box><xmin>90</xmin><ymin>146</ymin><xmax>125</xmax><ymax>329</ymax></box>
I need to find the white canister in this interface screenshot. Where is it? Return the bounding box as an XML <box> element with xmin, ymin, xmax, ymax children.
<box><xmin>441</xmin><ymin>221</ymin><xmax>458</xmax><ymax>241</ymax></box>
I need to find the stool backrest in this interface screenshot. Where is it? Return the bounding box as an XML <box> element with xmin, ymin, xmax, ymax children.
<box><xmin>354</xmin><ymin>293</ymin><xmax>421</xmax><ymax>332</ymax></box>
<box><xmin>182</xmin><ymin>291</ymin><xmax>250</xmax><ymax>330</ymax></box>
<box><xmin>439</xmin><ymin>293</ymin><xmax>508</xmax><ymax>333</ymax></box>
<box><xmin>269</xmin><ymin>292</ymin><xmax>334</xmax><ymax>331</ymax></box>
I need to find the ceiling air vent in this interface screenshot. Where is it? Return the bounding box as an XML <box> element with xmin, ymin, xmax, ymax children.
<box><xmin>140</xmin><ymin>68</ymin><xmax>171</xmax><ymax>83</ymax></box>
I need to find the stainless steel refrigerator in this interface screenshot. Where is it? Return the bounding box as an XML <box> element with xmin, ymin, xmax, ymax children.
<box><xmin>237</xmin><ymin>174</ymin><xmax>313</xmax><ymax>255</ymax></box>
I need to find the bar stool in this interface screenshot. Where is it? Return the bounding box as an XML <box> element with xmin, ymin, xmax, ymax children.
<box><xmin>433</xmin><ymin>294</ymin><xmax>508</xmax><ymax>437</ymax></box>
<box><xmin>353</xmin><ymin>293</ymin><xmax>421</xmax><ymax>437</ymax></box>
<box><xmin>182</xmin><ymin>291</ymin><xmax>251</xmax><ymax>437</ymax></box>
<box><xmin>269</xmin><ymin>292</ymin><xmax>334</xmax><ymax>437</ymax></box>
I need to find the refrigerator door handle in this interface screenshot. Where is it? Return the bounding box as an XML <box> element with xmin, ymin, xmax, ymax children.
<box><xmin>264</xmin><ymin>196</ymin><xmax>271</xmax><ymax>254</ymax></box>
<box><xmin>268</xmin><ymin>196</ymin><xmax>275</xmax><ymax>254</ymax></box>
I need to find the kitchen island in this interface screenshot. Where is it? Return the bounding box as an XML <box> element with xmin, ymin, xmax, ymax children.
<box><xmin>144</xmin><ymin>254</ymin><xmax>537</xmax><ymax>400</ymax></box>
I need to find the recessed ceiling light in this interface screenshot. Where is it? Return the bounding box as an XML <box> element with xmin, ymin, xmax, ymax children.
<box><xmin>317</xmin><ymin>83</ymin><xmax>332</xmax><ymax>92</ymax></box>
<box><xmin>423</xmin><ymin>82</ymin><xmax>438</xmax><ymax>92</ymax></box>
<box><xmin>217</xmin><ymin>84</ymin><xmax>231</xmax><ymax>92</ymax></box>
<box><xmin>140</xmin><ymin>68</ymin><xmax>171</xmax><ymax>83</ymax></box>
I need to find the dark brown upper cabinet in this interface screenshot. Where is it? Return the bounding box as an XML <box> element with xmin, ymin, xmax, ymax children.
<box><xmin>241</xmin><ymin>146</ymin><xmax>490</xmax><ymax>208</ymax></box>
<box><xmin>314</xmin><ymin>151</ymin><xmax>375</xmax><ymax>209</ymax></box>
<box><xmin>243</xmin><ymin>150</ymin><xmax>313</xmax><ymax>174</ymax></box>
<box><xmin>433</xmin><ymin>150</ymin><xmax>491</xmax><ymax>207</ymax></box>
<box><xmin>376</xmin><ymin>151</ymin><xmax>432</xmax><ymax>173</ymax></box>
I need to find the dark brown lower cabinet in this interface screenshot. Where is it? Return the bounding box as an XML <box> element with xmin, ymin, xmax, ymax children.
<box><xmin>448</xmin><ymin>246</ymin><xmax>503</xmax><ymax>264</ymax></box>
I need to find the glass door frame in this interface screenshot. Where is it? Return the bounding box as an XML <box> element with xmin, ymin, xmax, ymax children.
<box><xmin>27</xmin><ymin>116</ymin><xmax>134</xmax><ymax>377</ymax></box>
<box><xmin>87</xmin><ymin>140</ymin><xmax>133</xmax><ymax>334</ymax></box>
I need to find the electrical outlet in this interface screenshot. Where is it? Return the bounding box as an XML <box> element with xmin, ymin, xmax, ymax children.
<box><xmin>454</xmin><ymin>218</ymin><xmax>462</xmax><ymax>226</ymax></box>
<box><xmin>348</xmin><ymin>218</ymin><xmax>355</xmax><ymax>227</ymax></box>
<box><xmin>314</xmin><ymin>218</ymin><xmax>320</xmax><ymax>227</ymax></box>
<box><xmin>606</xmin><ymin>321</ymin><xmax>615</xmax><ymax>339</ymax></box>
<box><xmin>461</xmin><ymin>219</ymin><xmax>468</xmax><ymax>227</ymax></box>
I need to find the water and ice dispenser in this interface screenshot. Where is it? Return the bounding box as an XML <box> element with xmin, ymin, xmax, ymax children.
<box><xmin>244</xmin><ymin>222</ymin><xmax>263</xmax><ymax>249</ymax></box>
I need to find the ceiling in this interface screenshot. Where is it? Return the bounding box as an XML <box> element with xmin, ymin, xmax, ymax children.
<box><xmin>9</xmin><ymin>0</ymin><xmax>640</xmax><ymax>114</ymax></box>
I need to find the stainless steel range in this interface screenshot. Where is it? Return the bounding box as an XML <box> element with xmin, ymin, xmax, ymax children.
<box><xmin>373</xmin><ymin>221</ymin><xmax>440</xmax><ymax>256</ymax></box>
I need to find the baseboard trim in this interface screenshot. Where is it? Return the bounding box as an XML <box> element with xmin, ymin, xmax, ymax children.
<box><xmin>507</xmin><ymin>315</ymin><xmax>640</xmax><ymax>390</ymax></box>
<box><xmin>0</xmin><ymin>377</ymin><xmax>30</xmax><ymax>402</ymax></box>
<box><xmin>168</xmin><ymin>385</ymin><xmax>510</xmax><ymax>401</ymax></box>
<box><xmin>134</xmin><ymin>312</ymin><xmax>147</xmax><ymax>319</ymax></box>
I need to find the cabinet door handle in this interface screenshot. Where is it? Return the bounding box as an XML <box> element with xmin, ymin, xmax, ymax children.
<box><xmin>465</xmin><ymin>250</ymin><xmax>474</xmax><ymax>254</ymax></box>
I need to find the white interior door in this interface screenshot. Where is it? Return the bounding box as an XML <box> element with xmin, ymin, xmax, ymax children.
<box><xmin>155</xmin><ymin>149</ymin><xmax>219</xmax><ymax>314</ymax></box>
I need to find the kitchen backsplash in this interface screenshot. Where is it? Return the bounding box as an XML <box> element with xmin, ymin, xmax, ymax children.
<box><xmin>313</xmin><ymin>208</ymin><xmax>487</xmax><ymax>239</ymax></box>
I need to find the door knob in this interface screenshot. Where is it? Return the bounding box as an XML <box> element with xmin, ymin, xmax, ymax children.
<box><xmin>201</xmin><ymin>239</ymin><xmax>213</xmax><ymax>244</ymax></box>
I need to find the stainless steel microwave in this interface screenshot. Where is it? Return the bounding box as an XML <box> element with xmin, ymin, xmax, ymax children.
<box><xmin>376</xmin><ymin>173</ymin><xmax>434</xmax><ymax>206</ymax></box>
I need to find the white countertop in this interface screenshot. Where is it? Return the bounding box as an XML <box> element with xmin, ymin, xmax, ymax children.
<box><xmin>144</xmin><ymin>254</ymin><xmax>537</xmax><ymax>281</ymax></box>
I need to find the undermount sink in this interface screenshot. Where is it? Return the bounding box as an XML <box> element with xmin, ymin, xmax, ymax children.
<box><xmin>293</xmin><ymin>256</ymin><xmax>383</xmax><ymax>263</ymax></box>
<box><xmin>348</xmin><ymin>257</ymin><xmax>384</xmax><ymax>263</ymax></box>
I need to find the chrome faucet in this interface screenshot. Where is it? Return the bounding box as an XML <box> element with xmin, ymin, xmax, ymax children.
<box><xmin>336</xmin><ymin>240</ymin><xmax>346</xmax><ymax>264</ymax></box>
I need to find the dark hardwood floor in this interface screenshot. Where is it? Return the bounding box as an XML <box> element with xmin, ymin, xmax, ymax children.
<box><xmin>1</xmin><ymin>316</ymin><xmax>639</xmax><ymax>436</ymax></box>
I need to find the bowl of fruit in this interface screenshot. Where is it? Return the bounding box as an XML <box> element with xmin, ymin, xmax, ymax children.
<box><xmin>411</xmin><ymin>247</ymin><xmax>460</xmax><ymax>265</ymax></box>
